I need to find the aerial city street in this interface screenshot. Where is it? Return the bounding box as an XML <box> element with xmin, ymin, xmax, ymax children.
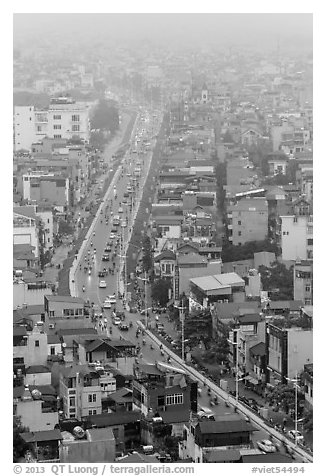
<box><xmin>13</xmin><ymin>13</ymin><xmax>313</xmax><ymax>466</ymax></box>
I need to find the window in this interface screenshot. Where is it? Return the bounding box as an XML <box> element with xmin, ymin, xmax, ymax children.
<box><xmin>50</xmin><ymin>346</ymin><xmax>55</xmax><ymax>355</ymax></box>
<box><xmin>49</xmin><ymin>311</ymin><xmax>55</xmax><ymax>317</ymax></box>
<box><xmin>53</xmin><ymin>115</ymin><xmax>61</xmax><ymax>120</ymax></box>
<box><xmin>238</xmin><ymin>231</ymin><xmax>242</xmax><ymax>236</ymax></box>
<box><xmin>35</xmin><ymin>340</ymin><xmax>39</xmax><ymax>347</ymax></box>
<box><xmin>72</xmin><ymin>115</ymin><xmax>80</xmax><ymax>122</ymax></box>
<box><xmin>88</xmin><ymin>393</ymin><xmax>96</xmax><ymax>403</ymax></box>
<box><xmin>69</xmin><ymin>397</ymin><xmax>75</xmax><ymax>407</ymax></box>
<box><xmin>54</xmin><ymin>134</ymin><xmax>62</xmax><ymax>139</ymax></box>
<box><xmin>72</xmin><ymin>124</ymin><xmax>80</xmax><ymax>132</ymax></box>
<box><xmin>305</xmin><ymin>285</ymin><xmax>311</xmax><ymax>293</ymax></box>
<box><xmin>166</xmin><ymin>394</ymin><xmax>183</xmax><ymax>405</ymax></box>
<box><xmin>13</xmin><ymin>357</ymin><xmax>24</xmax><ymax>365</ymax></box>
<box><xmin>157</xmin><ymin>395</ymin><xmax>165</xmax><ymax>407</ymax></box>
<box><xmin>238</xmin><ymin>221</ymin><xmax>241</xmax><ymax>225</ymax></box>
<box><xmin>53</xmin><ymin>124</ymin><xmax>61</xmax><ymax>130</ymax></box>
<box><xmin>307</xmin><ymin>238</ymin><xmax>313</xmax><ymax>246</ymax></box>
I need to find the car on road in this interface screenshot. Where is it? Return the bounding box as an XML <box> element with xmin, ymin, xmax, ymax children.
<box><xmin>119</xmin><ymin>323</ymin><xmax>129</xmax><ymax>331</ymax></box>
<box><xmin>256</xmin><ymin>440</ymin><xmax>277</xmax><ymax>453</ymax></box>
<box><xmin>99</xmin><ymin>280</ymin><xmax>107</xmax><ymax>288</ymax></box>
<box><xmin>118</xmin><ymin>207</ymin><xmax>123</xmax><ymax>214</ymax></box>
<box><xmin>107</xmin><ymin>295</ymin><xmax>116</xmax><ymax>304</ymax></box>
<box><xmin>287</xmin><ymin>430</ymin><xmax>304</xmax><ymax>442</ymax></box>
<box><xmin>121</xmin><ymin>220</ymin><xmax>127</xmax><ymax>227</ymax></box>
<box><xmin>102</xmin><ymin>254</ymin><xmax>110</xmax><ymax>261</ymax></box>
<box><xmin>103</xmin><ymin>300</ymin><xmax>112</xmax><ymax>309</ymax></box>
<box><xmin>109</xmin><ymin>232</ymin><xmax>116</xmax><ymax>240</ymax></box>
<box><xmin>113</xmin><ymin>317</ymin><xmax>121</xmax><ymax>326</ymax></box>
<box><xmin>104</xmin><ymin>246</ymin><xmax>111</xmax><ymax>253</ymax></box>
<box><xmin>197</xmin><ymin>407</ymin><xmax>215</xmax><ymax>421</ymax></box>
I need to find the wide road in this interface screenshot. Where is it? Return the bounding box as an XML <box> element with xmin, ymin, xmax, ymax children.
<box><xmin>72</xmin><ymin>106</ymin><xmax>310</xmax><ymax>464</ymax></box>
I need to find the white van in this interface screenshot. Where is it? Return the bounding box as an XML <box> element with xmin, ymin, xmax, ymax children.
<box><xmin>197</xmin><ymin>407</ymin><xmax>215</xmax><ymax>420</ymax></box>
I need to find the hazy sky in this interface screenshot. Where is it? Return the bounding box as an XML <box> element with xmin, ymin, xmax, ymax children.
<box><xmin>13</xmin><ymin>13</ymin><xmax>312</xmax><ymax>48</ymax></box>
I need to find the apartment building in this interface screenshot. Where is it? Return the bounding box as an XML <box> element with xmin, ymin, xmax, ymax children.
<box><xmin>132</xmin><ymin>362</ymin><xmax>197</xmax><ymax>417</ymax></box>
<box><xmin>14</xmin><ymin>97</ymin><xmax>90</xmax><ymax>151</ymax></box>
<box><xmin>293</xmin><ymin>260</ymin><xmax>313</xmax><ymax>305</ymax></box>
<box><xmin>227</xmin><ymin>198</ymin><xmax>268</xmax><ymax>246</ymax></box>
<box><xmin>266</xmin><ymin>319</ymin><xmax>313</xmax><ymax>386</ymax></box>
<box><xmin>280</xmin><ymin>214</ymin><xmax>313</xmax><ymax>261</ymax></box>
<box><xmin>22</xmin><ymin>172</ymin><xmax>70</xmax><ymax>211</ymax></box>
<box><xmin>13</xmin><ymin>206</ymin><xmax>39</xmax><ymax>258</ymax></box>
<box><xmin>59</xmin><ymin>364</ymin><xmax>102</xmax><ymax>419</ymax></box>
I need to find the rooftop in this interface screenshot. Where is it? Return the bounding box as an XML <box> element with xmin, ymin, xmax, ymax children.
<box><xmin>21</xmin><ymin>429</ymin><xmax>62</xmax><ymax>443</ymax></box>
<box><xmin>198</xmin><ymin>419</ymin><xmax>256</xmax><ymax>434</ymax></box>
<box><xmin>86</xmin><ymin>411</ymin><xmax>141</xmax><ymax>428</ymax></box>
<box><xmin>191</xmin><ymin>272</ymin><xmax>244</xmax><ymax>292</ymax></box>
<box><xmin>45</xmin><ymin>295</ymin><xmax>84</xmax><ymax>304</ymax></box>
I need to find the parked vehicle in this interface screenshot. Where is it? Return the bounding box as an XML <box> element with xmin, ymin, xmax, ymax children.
<box><xmin>98</xmin><ymin>280</ymin><xmax>107</xmax><ymax>289</ymax></box>
<box><xmin>257</xmin><ymin>440</ymin><xmax>277</xmax><ymax>453</ymax></box>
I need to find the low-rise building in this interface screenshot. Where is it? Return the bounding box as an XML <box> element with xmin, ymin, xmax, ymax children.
<box><xmin>179</xmin><ymin>416</ymin><xmax>257</xmax><ymax>463</ymax></box>
<box><xmin>60</xmin><ymin>427</ymin><xmax>115</xmax><ymax>463</ymax></box>
<box><xmin>266</xmin><ymin>316</ymin><xmax>313</xmax><ymax>386</ymax></box>
<box><xmin>132</xmin><ymin>362</ymin><xmax>197</xmax><ymax>417</ymax></box>
<box><xmin>293</xmin><ymin>260</ymin><xmax>313</xmax><ymax>305</ymax></box>
<box><xmin>189</xmin><ymin>272</ymin><xmax>245</xmax><ymax>311</ymax></box>
<box><xmin>227</xmin><ymin>198</ymin><xmax>268</xmax><ymax>246</ymax></box>
<box><xmin>19</xmin><ymin>429</ymin><xmax>62</xmax><ymax>462</ymax></box>
<box><xmin>59</xmin><ymin>364</ymin><xmax>102</xmax><ymax>420</ymax></box>
<box><xmin>13</xmin><ymin>385</ymin><xmax>59</xmax><ymax>432</ymax></box>
<box><xmin>44</xmin><ymin>295</ymin><xmax>91</xmax><ymax>332</ymax></box>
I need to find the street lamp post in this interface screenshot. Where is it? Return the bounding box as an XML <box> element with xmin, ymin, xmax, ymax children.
<box><xmin>286</xmin><ymin>372</ymin><xmax>300</xmax><ymax>446</ymax></box>
<box><xmin>227</xmin><ymin>333</ymin><xmax>240</xmax><ymax>405</ymax></box>
<box><xmin>174</xmin><ymin>299</ymin><xmax>187</xmax><ymax>361</ymax></box>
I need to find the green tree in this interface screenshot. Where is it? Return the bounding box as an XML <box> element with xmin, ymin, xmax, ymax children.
<box><xmin>222</xmin><ymin>239</ymin><xmax>278</xmax><ymax>263</ymax></box>
<box><xmin>259</xmin><ymin>261</ymin><xmax>293</xmax><ymax>300</ymax></box>
<box><xmin>13</xmin><ymin>416</ymin><xmax>30</xmax><ymax>462</ymax></box>
<box><xmin>151</xmin><ymin>278</ymin><xmax>171</xmax><ymax>306</ymax></box>
<box><xmin>91</xmin><ymin>99</ymin><xmax>119</xmax><ymax>133</ymax></box>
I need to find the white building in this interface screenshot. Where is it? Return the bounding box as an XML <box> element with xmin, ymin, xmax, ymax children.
<box><xmin>14</xmin><ymin>97</ymin><xmax>91</xmax><ymax>151</ymax></box>
<box><xmin>36</xmin><ymin>208</ymin><xmax>54</xmax><ymax>251</ymax></box>
<box><xmin>13</xmin><ymin>207</ymin><xmax>39</xmax><ymax>258</ymax></box>
<box><xmin>280</xmin><ymin>215</ymin><xmax>313</xmax><ymax>261</ymax></box>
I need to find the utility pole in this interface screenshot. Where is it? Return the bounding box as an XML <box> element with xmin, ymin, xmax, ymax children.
<box><xmin>174</xmin><ymin>299</ymin><xmax>187</xmax><ymax>361</ymax></box>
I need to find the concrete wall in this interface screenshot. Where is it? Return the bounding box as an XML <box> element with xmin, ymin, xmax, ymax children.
<box><xmin>281</xmin><ymin>215</ymin><xmax>312</xmax><ymax>261</ymax></box>
<box><xmin>13</xmin><ymin>328</ymin><xmax>48</xmax><ymax>367</ymax></box>
<box><xmin>16</xmin><ymin>400</ymin><xmax>59</xmax><ymax>432</ymax></box>
<box><xmin>287</xmin><ymin>329</ymin><xmax>313</xmax><ymax>380</ymax></box>
<box><xmin>25</xmin><ymin>371</ymin><xmax>52</xmax><ymax>386</ymax></box>
<box><xmin>60</xmin><ymin>433</ymin><xmax>115</xmax><ymax>463</ymax></box>
<box><xmin>13</xmin><ymin>283</ymin><xmax>50</xmax><ymax>309</ymax></box>
<box><xmin>179</xmin><ymin>261</ymin><xmax>222</xmax><ymax>295</ymax></box>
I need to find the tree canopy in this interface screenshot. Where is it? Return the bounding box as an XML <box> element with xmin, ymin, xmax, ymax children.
<box><xmin>91</xmin><ymin>99</ymin><xmax>119</xmax><ymax>133</ymax></box>
<box><xmin>259</xmin><ymin>261</ymin><xmax>293</xmax><ymax>300</ymax></box>
<box><xmin>222</xmin><ymin>239</ymin><xmax>278</xmax><ymax>263</ymax></box>
<box><xmin>151</xmin><ymin>278</ymin><xmax>171</xmax><ymax>306</ymax></box>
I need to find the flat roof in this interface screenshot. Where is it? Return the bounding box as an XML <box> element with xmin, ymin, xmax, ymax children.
<box><xmin>45</xmin><ymin>295</ymin><xmax>84</xmax><ymax>304</ymax></box>
<box><xmin>191</xmin><ymin>272</ymin><xmax>244</xmax><ymax>292</ymax></box>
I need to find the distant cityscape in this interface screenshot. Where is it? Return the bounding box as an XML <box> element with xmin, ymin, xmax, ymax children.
<box><xmin>13</xmin><ymin>13</ymin><xmax>313</xmax><ymax>465</ymax></box>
